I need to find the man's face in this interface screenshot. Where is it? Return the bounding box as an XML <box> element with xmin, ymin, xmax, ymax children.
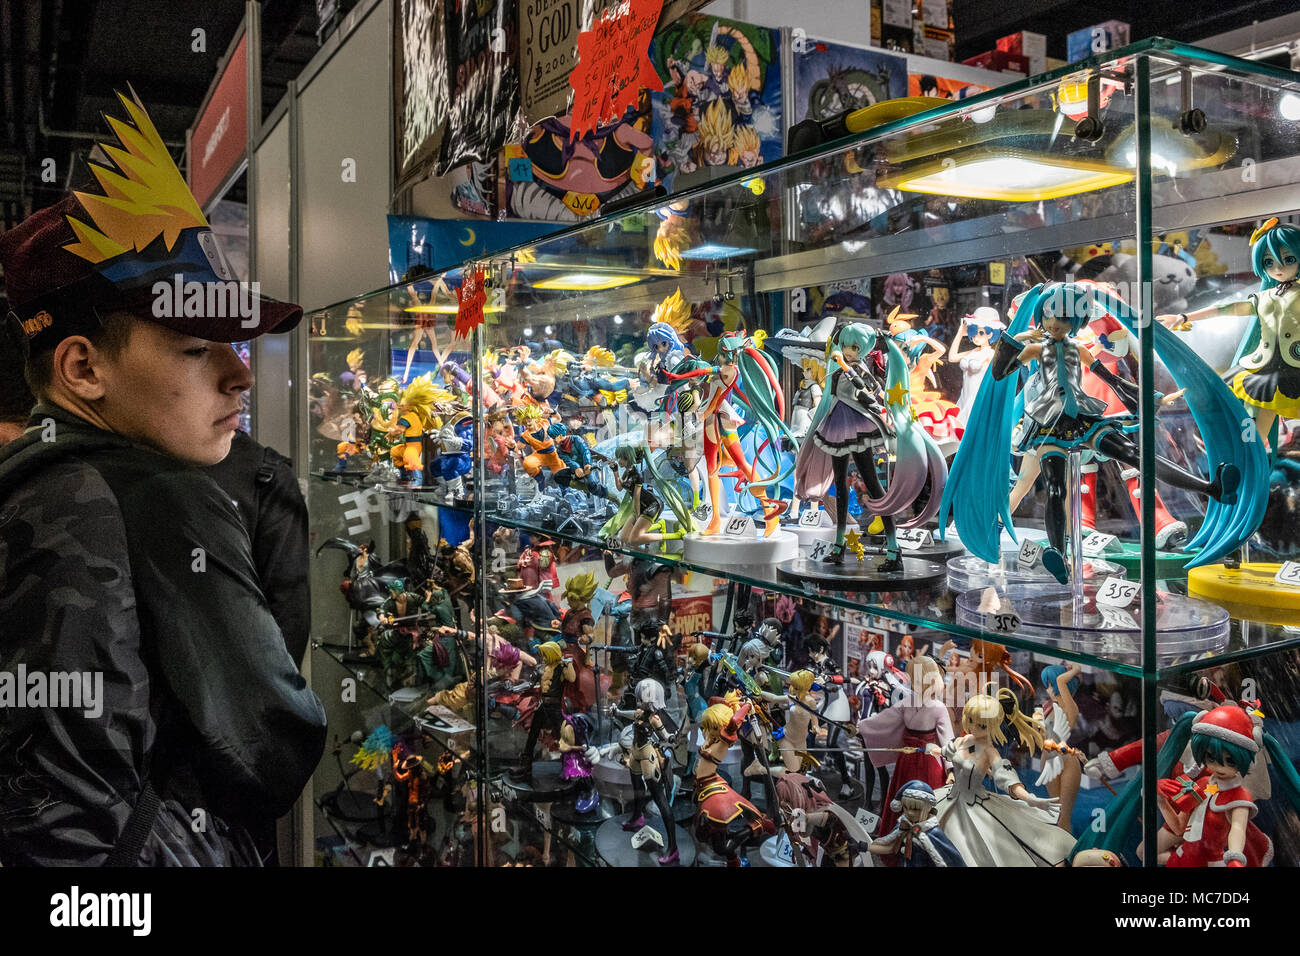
<box><xmin>92</xmin><ymin>318</ymin><xmax>252</xmax><ymax>465</ymax></box>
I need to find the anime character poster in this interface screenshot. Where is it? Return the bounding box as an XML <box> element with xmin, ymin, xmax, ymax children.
<box><xmin>448</xmin><ymin>159</ymin><xmax>498</xmax><ymax>217</ymax></box>
<box><xmin>907</xmin><ymin>72</ymin><xmax>988</xmax><ymax>100</ymax></box>
<box><xmin>499</xmin><ymin>92</ymin><xmax>656</xmax><ymax>222</ymax></box>
<box><xmin>791</xmin><ymin>39</ymin><xmax>907</xmax><ymax>126</ymax></box>
<box><xmin>650</xmin><ymin>14</ymin><xmax>782</xmax><ymax>191</ymax></box>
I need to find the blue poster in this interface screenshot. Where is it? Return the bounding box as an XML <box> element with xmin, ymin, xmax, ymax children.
<box><xmin>386</xmin><ymin>215</ymin><xmax>560</xmax><ymax>283</ymax></box>
<box><xmin>790</xmin><ymin>39</ymin><xmax>908</xmax><ymax>126</ymax></box>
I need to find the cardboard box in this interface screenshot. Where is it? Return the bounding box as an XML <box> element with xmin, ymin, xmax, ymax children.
<box><xmin>997</xmin><ymin>30</ymin><xmax>1046</xmax><ymax>74</ymax></box>
<box><xmin>1067</xmin><ymin>20</ymin><xmax>1130</xmax><ymax>62</ymax></box>
<box><xmin>920</xmin><ymin>0</ymin><xmax>951</xmax><ymax>29</ymax></box>
<box><xmin>882</xmin><ymin>0</ymin><xmax>912</xmax><ymax>28</ymax></box>
<box><xmin>962</xmin><ymin>49</ymin><xmax>1030</xmax><ymax>75</ymax></box>
<box><xmin>922</xmin><ymin>25</ymin><xmax>954</xmax><ymax>62</ymax></box>
<box><xmin>871</xmin><ymin>1</ymin><xmax>882</xmax><ymax>46</ymax></box>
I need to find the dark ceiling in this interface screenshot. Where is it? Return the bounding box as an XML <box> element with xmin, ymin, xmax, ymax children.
<box><xmin>0</xmin><ymin>0</ymin><xmax>334</xmax><ymax>233</ymax></box>
<box><xmin>952</xmin><ymin>0</ymin><xmax>1300</xmax><ymax>61</ymax></box>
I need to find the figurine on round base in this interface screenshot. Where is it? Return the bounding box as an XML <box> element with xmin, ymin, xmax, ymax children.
<box><xmin>946</xmin><ymin>548</ymin><xmax>1126</xmax><ymax>592</ymax></box>
<box><xmin>682</xmin><ymin>517</ymin><xmax>800</xmax><ymax>565</ymax></box>
<box><xmin>779</xmin><ymin>531</ymin><xmax>945</xmax><ymax>591</ymax></box>
<box><xmin>955</xmin><ymin>581</ymin><xmax>1228</xmax><ymax>662</ymax></box>
<box><xmin>1188</xmin><ymin>563</ymin><xmax>1300</xmax><ymax>626</ymax></box>
<box><xmin>595</xmin><ymin>811</ymin><xmax>697</xmax><ymax>867</ymax></box>
<box><xmin>499</xmin><ymin>759</ymin><xmax>577</xmax><ymax>804</ymax></box>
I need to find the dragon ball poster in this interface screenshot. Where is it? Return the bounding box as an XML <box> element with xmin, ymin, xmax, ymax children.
<box><xmin>791</xmin><ymin>39</ymin><xmax>907</xmax><ymax>126</ymax></box>
<box><xmin>650</xmin><ymin>14</ymin><xmax>782</xmax><ymax>191</ymax></box>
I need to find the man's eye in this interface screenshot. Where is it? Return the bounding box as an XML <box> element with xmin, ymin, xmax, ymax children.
<box><xmin>184</xmin><ymin>346</ymin><xmax>210</xmax><ymax>356</ymax></box>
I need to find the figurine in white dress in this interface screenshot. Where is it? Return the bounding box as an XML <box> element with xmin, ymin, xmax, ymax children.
<box><xmin>933</xmin><ymin>689</ymin><xmax>1078</xmax><ymax>867</ymax></box>
<box><xmin>947</xmin><ymin>306</ymin><xmax>1005</xmax><ymax>426</ymax></box>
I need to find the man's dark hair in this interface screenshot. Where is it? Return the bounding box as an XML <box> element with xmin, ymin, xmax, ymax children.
<box><xmin>1</xmin><ymin>316</ymin><xmax>36</xmax><ymax>424</ymax></box>
<box><xmin>23</xmin><ymin>308</ymin><xmax>135</xmax><ymax>398</ymax></box>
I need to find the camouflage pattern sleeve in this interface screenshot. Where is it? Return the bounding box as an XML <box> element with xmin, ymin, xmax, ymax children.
<box><xmin>0</xmin><ymin>462</ymin><xmax>149</xmax><ymax>865</ymax></box>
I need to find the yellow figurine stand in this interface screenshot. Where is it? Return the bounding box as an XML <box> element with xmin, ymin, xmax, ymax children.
<box><xmin>1188</xmin><ymin>563</ymin><xmax>1300</xmax><ymax>626</ymax></box>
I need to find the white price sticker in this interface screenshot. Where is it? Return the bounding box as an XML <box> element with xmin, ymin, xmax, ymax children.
<box><xmin>1097</xmin><ymin>604</ymin><xmax>1138</xmax><ymax>631</ymax></box>
<box><xmin>1095</xmin><ymin>576</ymin><xmax>1139</xmax><ymax>609</ymax></box>
<box><xmin>1275</xmin><ymin>561</ymin><xmax>1300</xmax><ymax>588</ymax></box>
<box><xmin>1017</xmin><ymin>539</ymin><xmax>1044</xmax><ymax>570</ymax></box>
<box><xmin>799</xmin><ymin>508</ymin><xmax>825</xmax><ymax>528</ymax></box>
<box><xmin>776</xmin><ymin>833</ymin><xmax>795</xmax><ymax>864</ymax></box>
<box><xmin>854</xmin><ymin>806</ymin><xmax>881</xmax><ymax>835</ymax></box>
<box><xmin>534</xmin><ymin>803</ymin><xmax>549</xmax><ymax>827</ymax></box>
<box><xmin>809</xmin><ymin>540</ymin><xmax>830</xmax><ymax>561</ymax></box>
<box><xmin>724</xmin><ymin>514</ymin><xmax>754</xmax><ymax>537</ymax></box>
<box><xmin>897</xmin><ymin>528</ymin><xmax>932</xmax><ymax>552</ymax></box>
<box><xmin>1082</xmin><ymin>531</ymin><xmax>1118</xmax><ymax>556</ymax></box>
<box><xmin>985</xmin><ymin>609</ymin><xmax>1022</xmax><ymax>635</ymax></box>
<box><xmin>694</xmin><ymin>503</ymin><xmax>713</xmax><ymax>525</ymax></box>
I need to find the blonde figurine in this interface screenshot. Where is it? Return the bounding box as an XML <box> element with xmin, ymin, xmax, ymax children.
<box><xmin>931</xmin><ymin>687</ymin><xmax>1077</xmax><ymax>866</ymax></box>
<box><xmin>777</xmin><ymin>670</ymin><xmax>820</xmax><ymax>773</ymax></box>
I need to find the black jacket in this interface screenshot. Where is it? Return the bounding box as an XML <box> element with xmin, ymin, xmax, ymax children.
<box><xmin>0</xmin><ymin>404</ymin><xmax>326</xmax><ymax>865</ymax></box>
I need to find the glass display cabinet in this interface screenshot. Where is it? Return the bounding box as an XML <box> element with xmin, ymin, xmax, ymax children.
<box><xmin>302</xmin><ymin>38</ymin><xmax>1300</xmax><ymax>867</ymax></box>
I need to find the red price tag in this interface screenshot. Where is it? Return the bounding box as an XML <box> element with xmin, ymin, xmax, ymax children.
<box><xmin>568</xmin><ymin>0</ymin><xmax>663</xmax><ymax>141</ymax></box>
<box><xmin>455</xmin><ymin>266</ymin><xmax>487</xmax><ymax>338</ymax></box>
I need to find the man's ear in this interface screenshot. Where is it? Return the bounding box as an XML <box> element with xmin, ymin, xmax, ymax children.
<box><xmin>51</xmin><ymin>335</ymin><xmax>109</xmax><ymax>401</ymax></box>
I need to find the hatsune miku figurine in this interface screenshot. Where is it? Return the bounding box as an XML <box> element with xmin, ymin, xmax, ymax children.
<box><xmin>599</xmin><ymin>445</ymin><xmax>693</xmax><ymax>546</ymax></box>
<box><xmin>662</xmin><ymin>329</ymin><xmax>795</xmax><ymax>536</ymax></box>
<box><xmin>793</xmin><ymin>322</ymin><xmax>947</xmax><ymax>570</ymax></box>
<box><xmin>1160</xmin><ymin>218</ymin><xmax>1300</xmax><ymax>451</ymax></box>
<box><xmin>942</xmin><ymin>281</ymin><xmax>1268</xmax><ymax>584</ymax></box>
<box><xmin>933</xmin><ymin>687</ymin><xmax>1076</xmax><ymax>866</ymax></box>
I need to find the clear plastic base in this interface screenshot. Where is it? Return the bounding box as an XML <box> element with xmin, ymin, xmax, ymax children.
<box><xmin>955</xmin><ymin>581</ymin><xmax>1229</xmax><ymax>662</ymax></box>
<box><xmin>946</xmin><ymin>551</ymin><xmax>1125</xmax><ymax>592</ymax></box>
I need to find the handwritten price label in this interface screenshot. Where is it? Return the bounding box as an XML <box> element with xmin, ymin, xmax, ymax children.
<box><xmin>809</xmin><ymin>540</ymin><xmax>830</xmax><ymax>561</ymax></box>
<box><xmin>1095</xmin><ymin>576</ymin><xmax>1139</xmax><ymax>609</ymax></box>
<box><xmin>799</xmin><ymin>508</ymin><xmax>825</xmax><ymax>528</ymax></box>
<box><xmin>1097</xmin><ymin>604</ymin><xmax>1138</xmax><ymax>631</ymax></box>
<box><xmin>1275</xmin><ymin>561</ymin><xmax>1300</xmax><ymax>587</ymax></box>
<box><xmin>985</xmin><ymin>609</ymin><xmax>1022</xmax><ymax>635</ymax></box>
<box><xmin>1082</xmin><ymin>531</ymin><xmax>1118</xmax><ymax>556</ymax></box>
<box><xmin>724</xmin><ymin>514</ymin><xmax>754</xmax><ymax>537</ymax></box>
<box><xmin>534</xmin><ymin>803</ymin><xmax>549</xmax><ymax>827</ymax></box>
<box><xmin>897</xmin><ymin>528</ymin><xmax>933</xmax><ymax>551</ymax></box>
<box><xmin>1017</xmin><ymin>539</ymin><xmax>1044</xmax><ymax>571</ymax></box>
<box><xmin>854</xmin><ymin>806</ymin><xmax>880</xmax><ymax>835</ymax></box>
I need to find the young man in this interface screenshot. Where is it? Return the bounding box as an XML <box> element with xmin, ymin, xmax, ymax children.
<box><xmin>0</xmin><ymin>91</ymin><xmax>326</xmax><ymax>865</ymax></box>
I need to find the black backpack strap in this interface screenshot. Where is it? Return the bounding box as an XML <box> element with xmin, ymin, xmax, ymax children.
<box><xmin>103</xmin><ymin>781</ymin><xmax>161</xmax><ymax>867</ymax></box>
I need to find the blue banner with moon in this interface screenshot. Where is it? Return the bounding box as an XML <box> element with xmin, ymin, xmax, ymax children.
<box><xmin>386</xmin><ymin>215</ymin><xmax>561</xmax><ymax>283</ymax></box>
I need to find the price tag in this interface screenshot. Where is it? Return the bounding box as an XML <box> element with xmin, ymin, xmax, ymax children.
<box><xmin>799</xmin><ymin>508</ymin><xmax>825</xmax><ymax>528</ymax></box>
<box><xmin>507</xmin><ymin>156</ymin><xmax>534</xmax><ymax>182</ymax></box>
<box><xmin>775</xmin><ymin>833</ymin><xmax>795</xmax><ymax>864</ymax></box>
<box><xmin>500</xmin><ymin>782</ymin><xmax>517</xmax><ymax>801</ymax></box>
<box><xmin>694</xmin><ymin>503</ymin><xmax>713</xmax><ymax>524</ymax></box>
<box><xmin>985</xmin><ymin>609</ymin><xmax>1022</xmax><ymax>635</ymax></box>
<box><xmin>988</xmin><ymin>261</ymin><xmax>1006</xmax><ymax>285</ymax></box>
<box><xmin>1097</xmin><ymin>604</ymin><xmax>1138</xmax><ymax>632</ymax></box>
<box><xmin>534</xmin><ymin>803</ymin><xmax>549</xmax><ymax>827</ymax></box>
<box><xmin>809</xmin><ymin>540</ymin><xmax>830</xmax><ymax>561</ymax></box>
<box><xmin>724</xmin><ymin>514</ymin><xmax>754</xmax><ymax>537</ymax></box>
<box><xmin>1275</xmin><ymin>561</ymin><xmax>1300</xmax><ymax>587</ymax></box>
<box><xmin>1082</xmin><ymin>531</ymin><xmax>1118</xmax><ymax>557</ymax></box>
<box><xmin>1016</xmin><ymin>539</ymin><xmax>1044</xmax><ymax>571</ymax></box>
<box><xmin>897</xmin><ymin>528</ymin><xmax>932</xmax><ymax>552</ymax></box>
<box><xmin>854</xmin><ymin>806</ymin><xmax>881</xmax><ymax>835</ymax></box>
<box><xmin>1095</xmin><ymin>576</ymin><xmax>1139</xmax><ymax>609</ymax></box>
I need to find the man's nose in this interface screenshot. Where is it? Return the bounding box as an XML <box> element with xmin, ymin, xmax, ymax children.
<box><xmin>220</xmin><ymin>343</ymin><xmax>254</xmax><ymax>390</ymax></box>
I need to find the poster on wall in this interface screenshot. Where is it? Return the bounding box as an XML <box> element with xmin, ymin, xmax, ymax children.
<box><xmin>499</xmin><ymin>93</ymin><xmax>655</xmax><ymax>222</ymax></box>
<box><xmin>387</xmin><ymin>215</ymin><xmax>559</xmax><ymax>283</ymax></box>
<box><xmin>650</xmin><ymin>14</ymin><xmax>782</xmax><ymax>191</ymax></box>
<box><xmin>437</xmin><ymin>0</ymin><xmax>521</xmax><ymax>175</ymax></box>
<box><xmin>670</xmin><ymin>594</ymin><xmax>714</xmax><ymax>653</ymax></box>
<box><xmin>518</xmin><ymin>0</ymin><xmax>584</xmax><ymax>126</ymax></box>
<box><xmin>448</xmin><ymin>159</ymin><xmax>499</xmax><ymax>217</ymax></box>
<box><xmin>790</xmin><ymin>39</ymin><xmax>907</xmax><ymax>126</ymax></box>
<box><xmin>397</xmin><ymin>0</ymin><xmax>451</xmax><ymax>183</ymax></box>
<box><xmin>907</xmin><ymin>71</ymin><xmax>988</xmax><ymax>99</ymax></box>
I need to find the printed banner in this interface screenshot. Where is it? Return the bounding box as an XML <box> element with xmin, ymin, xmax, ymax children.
<box><xmin>398</xmin><ymin>0</ymin><xmax>451</xmax><ymax>180</ymax></box>
<box><xmin>790</xmin><ymin>39</ymin><xmax>907</xmax><ymax>126</ymax></box>
<box><xmin>387</xmin><ymin>215</ymin><xmax>560</xmax><ymax>283</ymax></box>
<box><xmin>438</xmin><ymin>0</ymin><xmax>521</xmax><ymax>174</ymax></box>
<box><xmin>519</xmin><ymin>0</ymin><xmax>584</xmax><ymax>125</ymax></box>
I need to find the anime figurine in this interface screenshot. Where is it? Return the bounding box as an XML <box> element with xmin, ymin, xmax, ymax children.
<box><xmin>887</xmin><ymin>306</ymin><xmax>945</xmax><ymax>398</ymax></box>
<box><xmin>509</xmin><ymin>641</ymin><xmax>577</xmax><ymax>781</ymax></box>
<box><xmin>943</xmin><ymin>282</ymin><xmax>1267</xmax><ymax>585</ymax></box>
<box><xmin>805</xmin><ymin>634</ymin><xmax>854</xmax><ymax>798</ymax></box>
<box><xmin>599</xmin><ymin>445</ymin><xmax>692</xmax><ymax>546</ymax></box>
<box><xmin>390</xmin><ymin>745</ymin><xmax>432</xmax><ymax>851</ymax></box>
<box><xmin>947</xmin><ymin>306</ymin><xmax>1004</xmax><ymax>426</ymax></box>
<box><xmin>1161</xmin><ymin>218</ymin><xmax>1300</xmax><ymax>451</ymax></box>
<box><xmin>933</xmin><ymin>688</ymin><xmax>1077</xmax><ymax>867</ymax></box>
<box><xmin>558</xmin><ymin>711</ymin><xmax>601</xmax><ymax>814</ymax></box>
<box><xmin>616</xmin><ymin>678</ymin><xmax>682</xmax><ymax>865</ymax></box>
<box><xmin>662</xmin><ymin>328</ymin><xmax>795</xmax><ymax>535</ymax></box>
<box><xmin>855</xmin><ymin>649</ymin><xmax>908</xmax><ymax>807</ymax></box>
<box><xmin>793</xmin><ymin>322</ymin><xmax>947</xmax><ymax>570</ymax></box>
<box><xmin>430</xmin><ymin>410</ymin><xmax>473</xmax><ymax>499</ymax></box>
<box><xmin>1035</xmin><ymin>663</ymin><xmax>1083</xmax><ymax>833</ymax></box>
<box><xmin>694</xmin><ymin>698</ymin><xmax>777</xmax><ymax>866</ymax></box>
<box><xmin>558</xmin><ymin>572</ymin><xmax>601</xmax><ymax>715</ymax></box>
<box><xmin>517</xmin><ymin>539</ymin><xmax>559</xmax><ymax>592</ymax></box>
<box><xmin>777</xmin><ymin>669</ymin><xmax>820</xmax><ymax>773</ymax></box>
<box><xmin>868</xmin><ymin>779</ymin><xmax>966</xmax><ymax>867</ymax></box>
<box><xmin>774</xmin><ymin>773</ymin><xmax>857</xmax><ymax>867</ymax></box>
<box><xmin>940</xmin><ymin>638</ymin><xmax>1032</xmax><ymax>726</ymax></box>
<box><xmin>615</xmin><ymin>619</ymin><xmax>680</xmax><ymax>708</ymax></box>
<box><xmin>370</xmin><ymin>374</ymin><xmax>442</xmax><ymax>487</ymax></box>
<box><xmin>790</xmin><ymin>357</ymin><xmax>826</xmax><ymax>440</ymax></box>
<box><xmin>858</xmin><ymin>654</ymin><xmax>952</xmax><ymax>836</ymax></box>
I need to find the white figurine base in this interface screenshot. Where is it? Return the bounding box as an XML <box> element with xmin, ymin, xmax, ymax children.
<box><xmin>682</xmin><ymin>523</ymin><xmax>799</xmax><ymax>565</ymax></box>
<box><xmin>792</xmin><ymin>523</ymin><xmax>837</xmax><ymax>548</ymax></box>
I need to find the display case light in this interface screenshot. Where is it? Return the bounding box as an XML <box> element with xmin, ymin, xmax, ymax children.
<box><xmin>1280</xmin><ymin>92</ymin><xmax>1300</xmax><ymax>121</ymax></box>
<box><xmin>879</xmin><ymin>147</ymin><xmax>1132</xmax><ymax>201</ymax></box>
<box><xmin>679</xmin><ymin>243</ymin><xmax>759</xmax><ymax>260</ymax></box>
<box><xmin>531</xmin><ymin>272</ymin><xmax>641</xmax><ymax>290</ymax></box>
